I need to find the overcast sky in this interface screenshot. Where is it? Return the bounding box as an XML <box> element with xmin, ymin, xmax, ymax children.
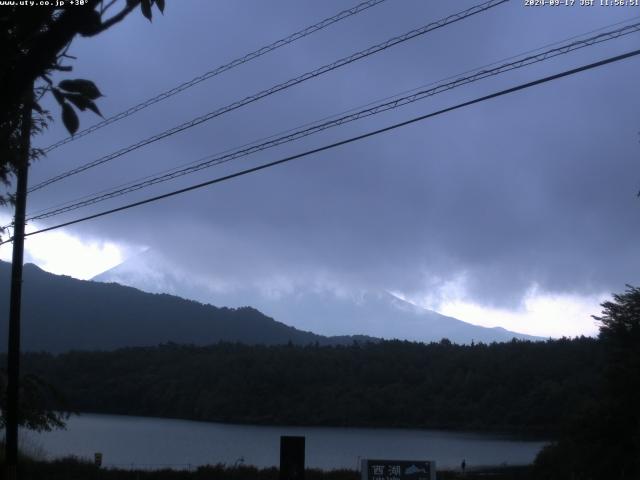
<box><xmin>2</xmin><ymin>0</ymin><xmax>640</xmax><ymax>337</ymax></box>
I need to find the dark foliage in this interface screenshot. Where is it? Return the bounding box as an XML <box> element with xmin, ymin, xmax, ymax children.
<box><xmin>15</xmin><ymin>337</ymin><xmax>601</xmax><ymax>433</ymax></box>
<box><xmin>0</xmin><ymin>0</ymin><xmax>164</xmax><ymax>205</ymax></box>
<box><xmin>0</xmin><ymin>370</ymin><xmax>69</xmax><ymax>432</ymax></box>
<box><xmin>533</xmin><ymin>286</ymin><xmax>640</xmax><ymax>479</ymax></box>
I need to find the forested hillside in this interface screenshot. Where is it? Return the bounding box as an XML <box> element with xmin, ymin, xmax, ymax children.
<box><xmin>20</xmin><ymin>337</ymin><xmax>601</xmax><ymax>433</ymax></box>
<box><xmin>0</xmin><ymin>262</ymin><xmax>373</xmax><ymax>352</ymax></box>
<box><xmin>0</xmin><ymin>261</ymin><xmax>535</xmax><ymax>352</ymax></box>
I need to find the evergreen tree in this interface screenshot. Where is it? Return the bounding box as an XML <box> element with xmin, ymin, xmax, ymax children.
<box><xmin>535</xmin><ymin>286</ymin><xmax>640</xmax><ymax>479</ymax></box>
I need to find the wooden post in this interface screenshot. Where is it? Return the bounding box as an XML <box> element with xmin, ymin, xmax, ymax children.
<box><xmin>280</xmin><ymin>436</ymin><xmax>305</xmax><ymax>480</ymax></box>
<box><xmin>4</xmin><ymin>84</ymin><xmax>32</xmax><ymax>480</ymax></box>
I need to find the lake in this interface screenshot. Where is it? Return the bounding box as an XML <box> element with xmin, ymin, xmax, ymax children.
<box><xmin>22</xmin><ymin>413</ymin><xmax>548</xmax><ymax>470</ymax></box>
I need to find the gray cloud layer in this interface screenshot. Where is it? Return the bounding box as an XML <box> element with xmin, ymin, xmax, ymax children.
<box><xmin>12</xmin><ymin>0</ymin><xmax>640</xmax><ymax>309</ymax></box>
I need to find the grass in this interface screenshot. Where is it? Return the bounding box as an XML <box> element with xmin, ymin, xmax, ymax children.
<box><xmin>11</xmin><ymin>457</ymin><xmax>537</xmax><ymax>480</ymax></box>
<box><xmin>0</xmin><ymin>440</ymin><xmax>535</xmax><ymax>480</ymax></box>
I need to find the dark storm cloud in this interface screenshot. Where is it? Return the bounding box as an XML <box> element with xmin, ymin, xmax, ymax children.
<box><xmin>15</xmin><ymin>0</ymin><xmax>640</xmax><ymax>307</ymax></box>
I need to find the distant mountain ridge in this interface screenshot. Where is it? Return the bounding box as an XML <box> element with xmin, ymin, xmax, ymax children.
<box><xmin>92</xmin><ymin>251</ymin><xmax>540</xmax><ymax>344</ymax></box>
<box><xmin>0</xmin><ymin>258</ymin><xmax>538</xmax><ymax>353</ymax></box>
<box><xmin>0</xmin><ymin>261</ymin><xmax>374</xmax><ymax>353</ymax></box>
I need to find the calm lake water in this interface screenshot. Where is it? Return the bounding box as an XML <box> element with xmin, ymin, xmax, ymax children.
<box><xmin>22</xmin><ymin>414</ymin><xmax>547</xmax><ymax>470</ymax></box>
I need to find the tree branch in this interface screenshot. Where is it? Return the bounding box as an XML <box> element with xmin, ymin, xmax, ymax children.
<box><xmin>101</xmin><ymin>0</ymin><xmax>119</xmax><ymax>15</ymax></box>
<box><xmin>85</xmin><ymin>1</ymin><xmax>140</xmax><ymax>37</ymax></box>
<box><xmin>0</xmin><ymin>0</ymin><xmax>141</xmax><ymax>124</ymax></box>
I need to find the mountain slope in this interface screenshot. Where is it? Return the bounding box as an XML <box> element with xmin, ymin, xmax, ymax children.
<box><xmin>0</xmin><ymin>261</ymin><xmax>372</xmax><ymax>353</ymax></box>
<box><xmin>92</xmin><ymin>251</ymin><xmax>540</xmax><ymax>343</ymax></box>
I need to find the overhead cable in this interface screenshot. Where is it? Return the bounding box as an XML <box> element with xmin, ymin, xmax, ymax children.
<box><xmin>25</xmin><ymin>21</ymin><xmax>640</xmax><ymax>222</ymax></box>
<box><xmin>40</xmin><ymin>0</ymin><xmax>390</xmax><ymax>153</ymax></box>
<box><xmin>3</xmin><ymin>47</ymin><xmax>636</xmax><ymax>244</ymax></box>
<box><xmin>28</xmin><ymin>0</ymin><xmax>509</xmax><ymax>193</ymax></box>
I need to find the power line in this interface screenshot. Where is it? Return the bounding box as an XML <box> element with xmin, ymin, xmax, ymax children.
<box><xmin>27</xmin><ymin>14</ymin><xmax>640</xmax><ymax>222</ymax></box>
<box><xmin>25</xmin><ymin>9</ymin><xmax>640</xmax><ymax>230</ymax></box>
<box><xmin>28</xmin><ymin>0</ymin><xmax>509</xmax><ymax>193</ymax></box>
<box><xmin>4</xmin><ymin>47</ymin><xmax>637</xmax><ymax>245</ymax></box>
<box><xmin>25</xmin><ymin>21</ymin><xmax>640</xmax><ymax>222</ymax></box>
<box><xmin>40</xmin><ymin>0</ymin><xmax>390</xmax><ymax>154</ymax></box>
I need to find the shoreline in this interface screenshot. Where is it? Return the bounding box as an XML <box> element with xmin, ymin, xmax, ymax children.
<box><xmin>61</xmin><ymin>410</ymin><xmax>554</xmax><ymax>441</ymax></box>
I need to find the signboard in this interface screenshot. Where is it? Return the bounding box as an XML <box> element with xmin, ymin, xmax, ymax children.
<box><xmin>361</xmin><ymin>459</ymin><xmax>435</xmax><ymax>480</ymax></box>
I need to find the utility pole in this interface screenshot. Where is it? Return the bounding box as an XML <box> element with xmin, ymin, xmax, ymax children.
<box><xmin>4</xmin><ymin>85</ymin><xmax>33</xmax><ymax>480</ymax></box>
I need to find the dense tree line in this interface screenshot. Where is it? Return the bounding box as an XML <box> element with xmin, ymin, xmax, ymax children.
<box><xmin>16</xmin><ymin>337</ymin><xmax>602</xmax><ymax>434</ymax></box>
